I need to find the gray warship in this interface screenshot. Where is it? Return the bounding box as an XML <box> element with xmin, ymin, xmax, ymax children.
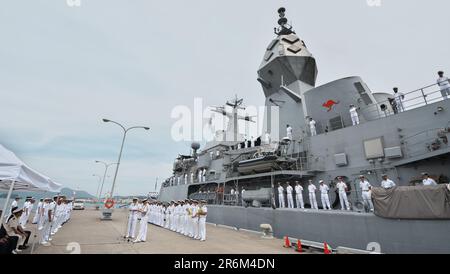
<box><xmin>159</xmin><ymin>8</ymin><xmax>450</xmax><ymax>253</ymax></box>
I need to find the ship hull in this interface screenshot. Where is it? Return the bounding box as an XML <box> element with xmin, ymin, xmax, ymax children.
<box><xmin>206</xmin><ymin>205</ymin><xmax>450</xmax><ymax>254</ymax></box>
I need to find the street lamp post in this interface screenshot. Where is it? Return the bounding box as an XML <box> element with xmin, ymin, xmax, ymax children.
<box><xmin>101</xmin><ymin>119</ymin><xmax>150</xmax><ymax>220</ymax></box>
<box><xmin>95</xmin><ymin>161</ymin><xmax>118</xmax><ymax>202</ymax></box>
<box><xmin>93</xmin><ymin>174</ymin><xmax>102</xmax><ymax>201</ymax></box>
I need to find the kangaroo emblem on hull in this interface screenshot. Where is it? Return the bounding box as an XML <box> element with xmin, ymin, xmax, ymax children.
<box><xmin>323</xmin><ymin>100</ymin><xmax>340</xmax><ymax>112</ymax></box>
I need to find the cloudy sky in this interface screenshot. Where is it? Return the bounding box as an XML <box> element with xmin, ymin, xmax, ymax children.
<box><xmin>0</xmin><ymin>0</ymin><xmax>448</xmax><ymax>196</ymax></box>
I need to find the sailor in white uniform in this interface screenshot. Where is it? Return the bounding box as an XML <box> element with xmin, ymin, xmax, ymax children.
<box><xmin>380</xmin><ymin>174</ymin><xmax>396</xmax><ymax>189</ymax></box>
<box><xmin>309</xmin><ymin>118</ymin><xmax>317</xmax><ymax>137</ymax></box>
<box><xmin>422</xmin><ymin>172</ymin><xmax>437</xmax><ymax>186</ymax></box>
<box><xmin>294</xmin><ymin>181</ymin><xmax>304</xmax><ymax>209</ymax></box>
<box><xmin>286</xmin><ymin>182</ymin><xmax>294</xmax><ymax>208</ymax></box>
<box><xmin>319</xmin><ymin>181</ymin><xmax>332</xmax><ymax>210</ymax></box>
<box><xmin>264</xmin><ymin>131</ymin><xmax>271</xmax><ymax>144</ymax></box>
<box><xmin>308</xmin><ymin>180</ymin><xmax>318</xmax><ymax>210</ymax></box>
<box><xmin>183</xmin><ymin>199</ymin><xmax>190</xmax><ymax>236</ymax></box>
<box><xmin>437</xmin><ymin>71</ymin><xmax>450</xmax><ymax>99</ymax></box>
<box><xmin>192</xmin><ymin>200</ymin><xmax>200</xmax><ymax>239</ymax></box>
<box><xmin>134</xmin><ymin>199</ymin><xmax>149</xmax><ymax>243</ymax></box>
<box><xmin>286</xmin><ymin>124</ymin><xmax>293</xmax><ymax>140</ymax></box>
<box><xmin>177</xmin><ymin>201</ymin><xmax>185</xmax><ymax>234</ymax></box>
<box><xmin>19</xmin><ymin>197</ymin><xmax>32</xmax><ymax>228</ymax></box>
<box><xmin>125</xmin><ymin>198</ymin><xmax>139</xmax><ymax>239</ymax></box>
<box><xmin>169</xmin><ymin>201</ymin><xmax>175</xmax><ymax>231</ymax></box>
<box><xmin>393</xmin><ymin>87</ymin><xmax>405</xmax><ymax>112</ymax></box>
<box><xmin>8</xmin><ymin>197</ymin><xmax>20</xmax><ymax>219</ymax></box>
<box><xmin>336</xmin><ymin>177</ymin><xmax>350</xmax><ymax>211</ymax></box>
<box><xmin>277</xmin><ymin>183</ymin><xmax>285</xmax><ymax>208</ymax></box>
<box><xmin>349</xmin><ymin>105</ymin><xmax>360</xmax><ymax>126</ymax></box>
<box><xmin>185</xmin><ymin>200</ymin><xmax>193</xmax><ymax>237</ymax></box>
<box><xmin>358</xmin><ymin>175</ymin><xmax>374</xmax><ymax>212</ymax></box>
<box><xmin>198</xmin><ymin>200</ymin><xmax>208</xmax><ymax>241</ymax></box>
<box><xmin>32</xmin><ymin>198</ymin><xmax>44</xmax><ymax>225</ymax></box>
<box><xmin>40</xmin><ymin>198</ymin><xmax>53</xmax><ymax>246</ymax></box>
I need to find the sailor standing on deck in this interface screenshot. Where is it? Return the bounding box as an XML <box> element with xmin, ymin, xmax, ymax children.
<box><xmin>183</xmin><ymin>199</ymin><xmax>190</xmax><ymax>236</ymax></box>
<box><xmin>319</xmin><ymin>181</ymin><xmax>332</xmax><ymax>210</ymax></box>
<box><xmin>286</xmin><ymin>182</ymin><xmax>294</xmax><ymax>208</ymax></box>
<box><xmin>125</xmin><ymin>198</ymin><xmax>139</xmax><ymax>239</ymax></box>
<box><xmin>134</xmin><ymin>199</ymin><xmax>149</xmax><ymax>243</ymax></box>
<box><xmin>264</xmin><ymin>131</ymin><xmax>271</xmax><ymax>144</ymax></box>
<box><xmin>19</xmin><ymin>197</ymin><xmax>33</xmax><ymax>228</ymax></box>
<box><xmin>8</xmin><ymin>197</ymin><xmax>20</xmax><ymax>218</ymax></box>
<box><xmin>277</xmin><ymin>183</ymin><xmax>285</xmax><ymax>208</ymax></box>
<box><xmin>359</xmin><ymin>175</ymin><xmax>374</xmax><ymax>212</ymax></box>
<box><xmin>349</xmin><ymin>105</ymin><xmax>360</xmax><ymax>126</ymax></box>
<box><xmin>308</xmin><ymin>180</ymin><xmax>318</xmax><ymax>210</ymax></box>
<box><xmin>39</xmin><ymin>198</ymin><xmax>53</xmax><ymax>246</ymax></box>
<box><xmin>169</xmin><ymin>201</ymin><xmax>175</xmax><ymax>231</ymax></box>
<box><xmin>380</xmin><ymin>174</ymin><xmax>396</xmax><ymax>189</ymax></box>
<box><xmin>191</xmin><ymin>200</ymin><xmax>200</xmax><ymax>239</ymax></box>
<box><xmin>336</xmin><ymin>177</ymin><xmax>351</xmax><ymax>211</ymax></box>
<box><xmin>309</xmin><ymin>118</ymin><xmax>317</xmax><ymax>137</ymax></box>
<box><xmin>294</xmin><ymin>181</ymin><xmax>304</xmax><ymax>209</ymax></box>
<box><xmin>422</xmin><ymin>173</ymin><xmax>437</xmax><ymax>186</ymax></box>
<box><xmin>393</xmin><ymin>87</ymin><xmax>405</xmax><ymax>113</ymax></box>
<box><xmin>198</xmin><ymin>200</ymin><xmax>208</xmax><ymax>241</ymax></box>
<box><xmin>177</xmin><ymin>201</ymin><xmax>185</xmax><ymax>234</ymax></box>
<box><xmin>286</xmin><ymin>125</ymin><xmax>293</xmax><ymax>140</ymax></box>
<box><xmin>437</xmin><ymin>71</ymin><xmax>450</xmax><ymax>99</ymax></box>
<box><xmin>32</xmin><ymin>198</ymin><xmax>44</xmax><ymax>225</ymax></box>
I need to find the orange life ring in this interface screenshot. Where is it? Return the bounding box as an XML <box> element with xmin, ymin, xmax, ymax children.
<box><xmin>104</xmin><ymin>199</ymin><xmax>115</xmax><ymax>209</ymax></box>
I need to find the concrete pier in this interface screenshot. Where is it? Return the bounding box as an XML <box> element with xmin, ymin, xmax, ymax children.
<box><xmin>28</xmin><ymin>209</ymin><xmax>297</xmax><ymax>254</ymax></box>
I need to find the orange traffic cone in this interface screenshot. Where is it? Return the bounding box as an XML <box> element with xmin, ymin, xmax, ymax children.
<box><xmin>283</xmin><ymin>236</ymin><xmax>291</xmax><ymax>248</ymax></box>
<box><xmin>324</xmin><ymin>242</ymin><xmax>332</xmax><ymax>254</ymax></box>
<box><xmin>296</xmin><ymin>239</ymin><xmax>303</xmax><ymax>253</ymax></box>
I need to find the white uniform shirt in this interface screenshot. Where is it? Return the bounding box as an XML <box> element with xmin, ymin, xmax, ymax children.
<box><xmin>265</xmin><ymin>133</ymin><xmax>271</xmax><ymax>144</ymax></box>
<box><xmin>437</xmin><ymin>76</ymin><xmax>450</xmax><ymax>90</ymax></box>
<box><xmin>319</xmin><ymin>184</ymin><xmax>330</xmax><ymax>194</ymax></box>
<box><xmin>140</xmin><ymin>204</ymin><xmax>149</xmax><ymax>218</ymax></box>
<box><xmin>308</xmin><ymin>184</ymin><xmax>316</xmax><ymax>193</ymax></box>
<box><xmin>349</xmin><ymin>107</ymin><xmax>358</xmax><ymax>117</ymax></box>
<box><xmin>199</xmin><ymin>205</ymin><xmax>208</xmax><ymax>219</ymax></box>
<box><xmin>287</xmin><ymin>126</ymin><xmax>293</xmax><ymax>139</ymax></box>
<box><xmin>129</xmin><ymin>203</ymin><xmax>139</xmax><ymax>217</ymax></box>
<box><xmin>36</xmin><ymin>201</ymin><xmax>43</xmax><ymax>214</ymax></box>
<box><xmin>286</xmin><ymin>185</ymin><xmax>293</xmax><ymax>195</ymax></box>
<box><xmin>22</xmin><ymin>201</ymin><xmax>31</xmax><ymax>215</ymax></box>
<box><xmin>381</xmin><ymin>179</ymin><xmax>396</xmax><ymax>189</ymax></box>
<box><xmin>309</xmin><ymin>120</ymin><xmax>316</xmax><ymax>130</ymax></box>
<box><xmin>336</xmin><ymin>182</ymin><xmax>347</xmax><ymax>193</ymax></box>
<box><xmin>423</xmin><ymin>178</ymin><xmax>437</xmax><ymax>186</ymax></box>
<box><xmin>360</xmin><ymin>180</ymin><xmax>371</xmax><ymax>191</ymax></box>
<box><xmin>295</xmin><ymin>185</ymin><xmax>303</xmax><ymax>195</ymax></box>
<box><xmin>277</xmin><ymin>186</ymin><xmax>284</xmax><ymax>195</ymax></box>
<box><xmin>192</xmin><ymin>205</ymin><xmax>198</xmax><ymax>218</ymax></box>
<box><xmin>11</xmin><ymin>200</ymin><xmax>18</xmax><ymax>209</ymax></box>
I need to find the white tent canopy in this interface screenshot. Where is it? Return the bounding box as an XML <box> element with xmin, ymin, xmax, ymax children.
<box><xmin>0</xmin><ymin>144</ymin><xmax>62</xmax><ymax>221</ymax></box>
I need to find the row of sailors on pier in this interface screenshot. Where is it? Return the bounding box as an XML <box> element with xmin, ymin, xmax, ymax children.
<box><xmin>1</xmin><ymin>196</ymin><xmax>73</xmax><ymax>254</ymax></box>
<box><xmin>126</xmin><ymin>199</ymin><xmax>208</xmax><ymax>243</ymax></box>
<box><xmin>277</xmin><ymin>173</ymin><xmax>438</xmax><ymax>212</ymax></box>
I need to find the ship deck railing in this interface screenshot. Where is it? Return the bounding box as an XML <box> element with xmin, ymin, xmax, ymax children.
<box><xmin>312</xmin><ymin>82</ymin><xmax>449</xmax><ymax>136</ymax></box>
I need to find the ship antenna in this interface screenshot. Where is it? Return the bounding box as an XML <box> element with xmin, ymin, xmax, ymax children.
<box><xmin>274</xmin><ymin>7</ymin><xmax>295</xmax><ymax>36</ymax></box>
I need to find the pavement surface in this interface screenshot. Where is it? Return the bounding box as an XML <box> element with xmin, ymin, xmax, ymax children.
<box><xmin>26</xmin><ymin>209</ymin><xmax>301</xmax><ymax>254</ymax></box>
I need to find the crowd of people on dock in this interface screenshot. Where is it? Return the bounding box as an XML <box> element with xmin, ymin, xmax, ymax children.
<box><xmin>125</xmin><ymin>199</ymin><xmax>208</xmax><ymax>243</ymax></box>
<box><xmin>0</xmin><ymin>196</ymin><xmax>73</xmax><ymax>254</ymax></box>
